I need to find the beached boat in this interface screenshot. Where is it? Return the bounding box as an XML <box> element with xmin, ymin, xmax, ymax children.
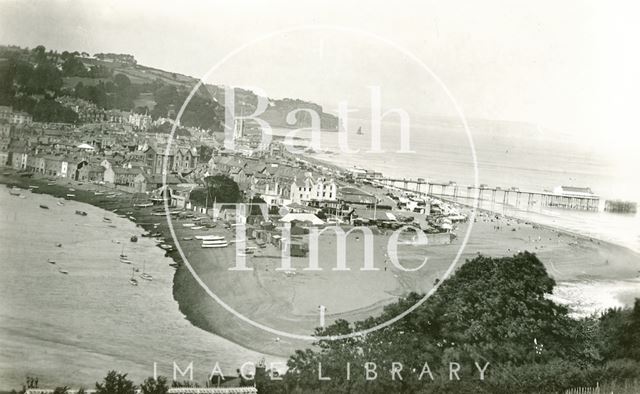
<box><xmin>39</xmin><ymin>204</ymin><xmax>49</xmax><ymax>209</ymax></box>
<box><xmin>202</xmin><ymin>238</ymin><xmax>227</xmax><ymax>243</ymax></box>
<box><xmin>201</xmin><ymin>242</ymin><xmax>229</xmax><ymax>248</ymax></box>
<box><xmin>195</xmin><ymin>235</ymin><xmax>225</xmax><ymax>241</ymax></box>
<box><xmin>140</xmin><ymin>262</ymin><xmax>152</xmax><ymax>281</ymax></box>
<box><xmin>75</xmin><ymin>210</ymin><xmax>87</xmax><ymax>216</ymax></box>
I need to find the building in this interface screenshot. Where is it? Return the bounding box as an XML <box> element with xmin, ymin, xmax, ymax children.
<box><xmin>143</xmin><ymin>144</ymin><xmax>199</xmax><ymax>174</ymax></box>
<box><xmin>290</xmin><ymin>176</ymin><xmax>338</xmax><ymax>205</ymax></box>
<box><xmin>553</xmin><ymin>186</ymin><xmax>597</xmax><ymax>198</ymax></box>
<box><xmin>77</xmin><ymin>164</ymin><xmax>105</xmax><ymax>182</ymax></box>
<box><xmin>0</xmin><ymin>120</ymin><xmax>11</xmax><ymax>137</ymax></box>
<box><xmin>11</xmin><ymin>111</ymin><xmax>32</xmax><ymax>124</ymax></box>
<box><xmin>129</xmin><ymin>112</ymin><xmax>152</xmax><ymax>130</ymax></box>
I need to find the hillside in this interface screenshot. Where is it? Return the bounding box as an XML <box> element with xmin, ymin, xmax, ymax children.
<box><xmin>0</xmin><ymin>45</ymin><xmax>339</xmax><ymax>130</ymax></box>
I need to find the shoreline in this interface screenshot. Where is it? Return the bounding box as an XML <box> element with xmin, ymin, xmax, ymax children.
<box><xmin>2</xmin><ymin>166</ymin><xmax>640</xmax><ymax>359</ymax></box>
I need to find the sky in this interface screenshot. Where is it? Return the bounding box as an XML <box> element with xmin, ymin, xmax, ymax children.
<box><xmin>1</xmin><ymin>0</ymin><xmax>640</xmax><ymax>161</ymax></box>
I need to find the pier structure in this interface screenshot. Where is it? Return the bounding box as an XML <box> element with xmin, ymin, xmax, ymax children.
<box><xmin>362</xmin><ymin>177</ymin><xmax>600</xmax><ymax>212</ymax></box>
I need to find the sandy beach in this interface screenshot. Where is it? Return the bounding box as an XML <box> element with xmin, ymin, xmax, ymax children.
<box><xmin>2</xmin><ymin>168</ymin><xmax>640</xmax><ymax>363</ymax></box>
<box><xmin>0</xmin><ymin>177</ymin><xmax>284</xmax><ymax>389</ymax></box>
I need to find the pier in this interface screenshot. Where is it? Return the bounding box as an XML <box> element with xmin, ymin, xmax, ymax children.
<box><xmin>362</xmin><ymin>177</ymin><xmax>601</xmax><ymax>212</ymax></box>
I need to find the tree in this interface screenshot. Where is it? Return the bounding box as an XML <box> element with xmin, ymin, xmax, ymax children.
<box><xmin>140</xmin><ymin>377</ymin><xmax>169</xmax><ymax>394</ymax></box>
<box><xmin>189</xmin><ymin>175</ymin><xmax>242</xmax><ymax>207</ymax></box>
<box><xmin>275</xmin><ymin>253</ymin><xmax>597</xmax><ymax>393</ymax></box>
<box><xmin>95</xmin><ymin>371</ymin><xmax>136</xmax><ymax>394</ymax></box>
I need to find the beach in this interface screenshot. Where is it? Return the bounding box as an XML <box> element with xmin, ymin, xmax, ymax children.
<box><xmin>0</xmin><ymin>180</ymin><xmax>284</xmax><ymax>389</ymax></box>
<box><xmin>2</xmin><ymin>166</ymin><xmax>640</xmax><ymax>388</ymax></box>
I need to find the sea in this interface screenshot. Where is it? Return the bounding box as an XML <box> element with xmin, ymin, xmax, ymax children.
<box><xmin>0</xmin><ymin>188</ymin><xmax>283</xmax><ymax>389</ymax></box>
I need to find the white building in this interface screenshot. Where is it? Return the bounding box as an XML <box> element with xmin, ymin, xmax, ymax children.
<box><xmin>290</xmin><ymin>176</ymin><xmax>337</xmax><ymax>204</ymax></box>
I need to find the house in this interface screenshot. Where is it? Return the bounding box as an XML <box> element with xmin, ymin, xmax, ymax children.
<box><xmin>290</xmin><ymin>176</ymin><xmax>338</xmax><ymax>205</ymax></box>
<box><xmin>77</xmin><ymin>164</ymin><xmax>105</xmax><ymax>182</ymax></box>
<box><xmin>10</xmin><ymin>111</ymin><xmax>32</xmax><ymax>125</ymax></box>
<box><xmin>338</xmin><ymin>187</ymin><xmax>377</xmax><ymax>206</ymax></box>
<box><xmin>10</xmin><ymin>148</ymin><xmax>28</xmax><ymax>170</ymax></box>
<box><xmin>113</xmin><ymin>167</ymin><xmax>143</xmax><ymax>186</ymax></box>
<box><xmin>0</xmin><ymin>120</ymin><xmax>11</xmax><ymax>138</ymax></box>
<box><xmin>132</xmin><ymin>173</ymin><xmax>182</xmax><ymax>192</ymax></box>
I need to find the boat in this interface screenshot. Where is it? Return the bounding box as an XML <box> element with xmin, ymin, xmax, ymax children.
<box><xmin>140</xmin><ymin>262</ymin><xmax>153</xmax><ymax>281</ymax></box>
<box><xmin>133</xmin><ymin>202</ymin><xmax>153</xmax><ymax>208</ymax></box>
<box><xmin>129</xmin><ymin>269</ymin><xmax>138</xmax><ymax>286</ymax></box>
<box><xmin>120</xmin><ymin>245</ymin><xmax>127</xmax><ymax>259</ymax></box>
<box><xmin>130</xmin><ymin>235</ymin><xmax>138</xmax><ymax>242</ymax></box>
<box><xmin>182</xmin><ymin>236</ymin><xmax>193</xmax><ymax>241</ymax></box>
<box><xmin>47</xmin><ymin>259</ymin><xmax>56</xmax><ymax>264</ymax></box>
<box><xmin>39</xmin><ymin>204</ymin><xmax>49</xmax><ymax>209</ymax></box>
<box><xmin>103</xmin><ymin>217</ymin><xmax>112</xmax><ymax>223</ymax></box>
<box><xmin>202</xmin><ymin>238</ymin><xmax>227</xmax><ymax>244</ymax></box>
<box><xmin>9</xmin><ymin>188</ymin><xmax>21</xmax><ymax>196</ymax></box>
<box><xmin>129</xmin><ymin>216</ymin><xmax>136</xmax><ymax>221</ymax></box>
<box><xmin>182</xmin><ymin>223</ymin><xmax>195</xmax><ymax>227</ymax></box>
<box><xmin>201</xmin><ymin>242</ymin><xmax>229</xmax><ymax>248</ymax></box>
<box><xmin>75</xmin><ymin>210</ymin><xmax>87</xmax><ymax>216</ymax></box>
<box><xmin>357</xmin><ymin>126</ymin><xmax>364</xmax><ymax>135</ymax></box>
<box><xmin>58</xmin><ymin>268</ymin><xmax>69</xmax><ymax>275</ymax></box>
<box><xmin>195</xmin><ymin>235</ymin><xmax>225</xmax><ymax>241</ymax></box>
<box><xmin>126</xmin><ymin>211</ymin><xmax>133</xmax><ymax>215</ymax></box>
<box><xmin>47</xmin><ymin>182</ymin><xmax>56</xmax><ymax>186</ymax></box>
<box><xmin>120</xmin><ymin>258</ymin><xmax>132</xmax><ymax>264</ymax></box>
<box><xmin>57</xmin><ymin>200</ymin><xmax>65</xmax><ymax>206</ymax></box>
<box><xmin>159</xmin><ymin>244</ymin><xmax>173</xmax><ymax>250</ymax></box>
<box><xmin>94</xmin><ymin>192</ymin><xmax>104</xmax><ymax>195</ymax></box>
<box><xmin>191</xmin><ymin>226</ymin><xmax>204</xmax><ymax>230</ymax></box>
<box><xmin>29</xmin><ymin>185</ymin><xmax>39</xmax><ymax>189</ymax></box>
<box><xmin>66</xmin><ymin>194</ymin><xmax>76</xmax><ymax>198</ymax></box>
<box><xmin>69</xmin><ymin>188</ymin><xmax>75</xmax><ymax>192</ymax></box>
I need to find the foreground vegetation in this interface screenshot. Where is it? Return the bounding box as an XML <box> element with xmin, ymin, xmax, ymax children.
<box><xmin>8</xmin><ymin>254</ymin><xmax>640</xmax><ymax>393</ymax></box>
